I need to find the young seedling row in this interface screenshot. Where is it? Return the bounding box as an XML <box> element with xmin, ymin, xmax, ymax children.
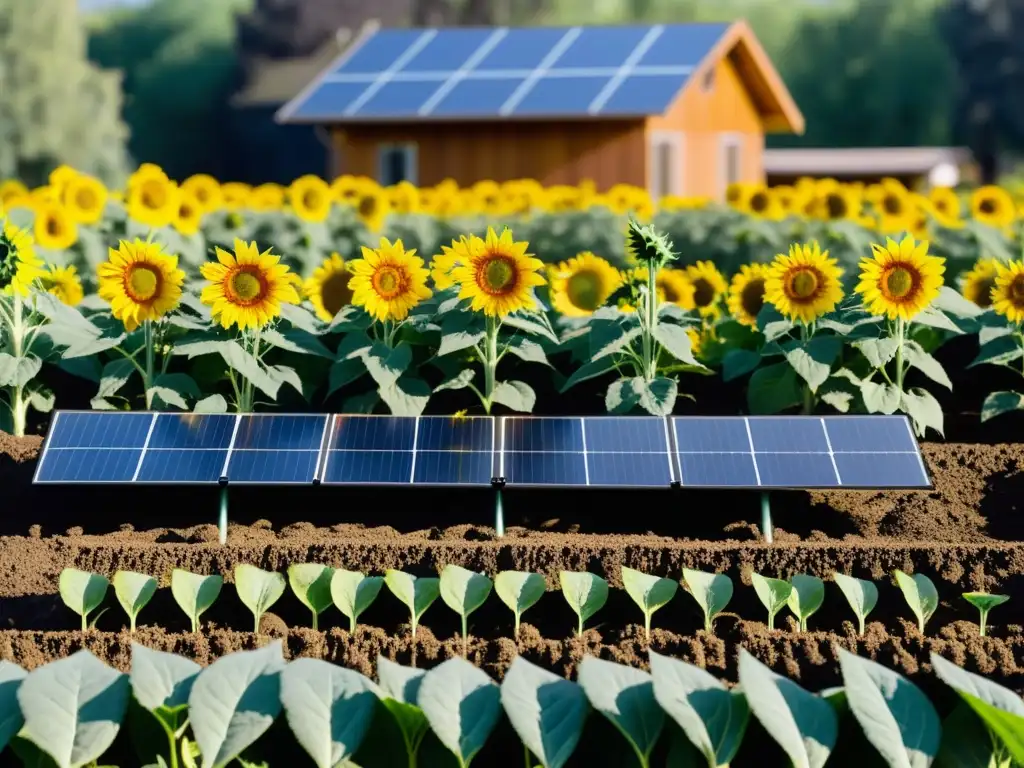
<box><xmin>57</xmin><ymin>563</ymin><xmax>1010</xmax><ymax>643</ymax></box>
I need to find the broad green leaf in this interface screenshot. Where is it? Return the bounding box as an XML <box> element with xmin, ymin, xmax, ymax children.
<box><xmin>112</xmin><ymin>571</ymin><xmax>157</xmax><ymax>632</ymax></box>
<box><xmin>737</xmin><ymin>648</ymin><xmax>836</xmax><ymax>768</ymax></box>
<box><xmin>606</xmin><ymin>376</ymin><xmax>677</xmax><ymax>416</ymax></box>
<box><xmin>58</xmin><ymin>569</ymin><xmax>109</xmax><ymax>631</ymax></box>
<box><xmin>327</xmin><ymin>358</ymin><xmax>367</xmax><ymax>397</ymax></box>
<box><xmin>505</xmin><ymin>336</ymin><xmax>551</xmax><ymax>366</ymax></box>
<box><xmin>981</xmin><ymin>391</ymin><xmax>1024</xmax><ymax>422</ymax></box>
<box><xmin>375</xmin><ymin>656</ymin><xmax>431</xmax><ymax>759</ymax></box>
<box><xmin>384</xmin><ymin>570</ymin><xmax>440</xmax><ymax>637</ymax></box>
<box><xmin>747</xmin><ymin>362</ymin><xmax>802</xmax><ymax>414</ymax></box>
<box><xmin>437</xmin><ymin>313</ymin><xmax>486</xmax><ymax>356</ymax></box>
<box><xmin>364</xmin><ymin>341</ymin><xmax>412</xmax><ymax>390</ymax></box>
<box><xmin>435</xmin><ymin>369</ymin><xmax>475</xmax><ymax>392</ymax></box>
<box><xmin>148</xmin><ymin>373</ymin><xmax>201</xmax><ymax>410</ymax></box>
<box><xmin>193</xmin><ymin>394</ymin><xmax>228</xmax><ymax>413</ymax></box>
<box><xmin>441</xmin><ymin>565</ymin><xmax>493</xmax><ymax>654</ymax></box>
<box><xmin>493</xmin><ymin>571</ymin><xmax>546</xmax><ymax>636</ymax></box>
<box><xmin>681</xmin><ymin>568</ymin><xmax>733</xmax><ymax>634</ymax></box>
<box><xmin>901</xmin><ymin>387</ymin><xmax>944</xmax><ymax>438</ymax></box>
<box><xmin>331</xmin><ymin>569</ymin><xmax>384</xmax><ymax>632</ymax></box>
<box><xmin>654</xmin><ymin>322</ymin><xmax>704</xmax><ymax>366</ymax></box>
<box><xmin>752</xmin><ymin>573</ymin><xmax>793</xmax><ymax>630</ymax></box>
<box><xmin>235</xmin><ymin>564</ymin><xmax>286</xmax><ymax>633</ymax></box>
<box><xmin>578</xmin><ymin>656</ymin><xmax>664</xmax><ymax>763</ymax></box>
<box><xmin>787</xmin><ymin>574</ymin><xmax>825</xmax><ymax>631</ymax></box>
<box><xmin>893</xmin><ymin>570</ymin><xmax>938</xmax><ymax>633</ymax></box>
<box><xmin>503</xmin><ymin>312</ymin><xmax>559</xmax><ymax>344</ymax></box>
<box><xmin>621</xmin><ymin>566</ymin><xmax>677</xmax><ymax>639</ymax></box>
<box><xmin>418</xmin><ymin>657</ymin><xmax>501</xmax><ymax>767</ymax></box>
<box><xmin>559</xmin><ymin>356</ymin><xmax>616</xmax><ymax>392</ymax></box>
<box><xmin>783</xmin><ymin>336</ymin><xmax>842</xmax><ymax>392</ymax></box>
<box><xmin>861</xmin><ymin>380</ymin><xmax>903</xmax><ymax>414</ymax></box>
<box><xmin>280</xmin><ymin>658</ymin><xmax>379</xmax><ymax>768</ymax></box>
<box><xmin>189</xmin><ymin>642</ymin><xmax>284</xmax><ymax>768</ymax></box>
<box><xmin>963</xmin><ymin>592</ymin><xmax>1010</xmax><ymax>636</ymax></box>
<box><xmin>833</xmin><ymin>573</ymin><xmax>878</xmax><ymax>635</ymax></box>
<box><xmin>261</xmin><ymin>327</ymin><xmax>332</xmax><ymax>358</ymax></box>
<box><xmin>175</xmin><ymin>340</ymin><xmax>281</xmax><ymax>399</ymax></box>
<box><xmin>970</xmin><ymin>335</ymin><xmax>1024</xmax><ymax>368</ymax></box>
<box><xmin>0</xmin><ymin>661</ymin><xmax>26</xmax><ymax>753</ymax></box>
<box><xmin>649</xmin><ymin>650</ymin><xmax>748</xmax><ymax>767</ymax></box>
<box><xmin>959</xmin><ymin>695</ymin><xmax>1024</xmax><ymax>764</ymax></box>
<box><xmin>913</xmin><ymin>305</ymin><xmax>962</xmax><ymax>334</ymax></box>
<box><xmin>170</xmin><ymin>569</ymin><xmax>222</xmax><ymax>633</ymax></box>
<box><xmin>935</xmin><ymin>702</ymin><xmax>1012</xmax><ymax>768</ymax></box>
<box><xmin>129</xmin><ymin>643</ymin><xmax>199</xmax><ymax>733</ymax></box>
<box><xmin>379</xmin><ymin>375</ymin><xmax>431</xmax><ymax>416</ymax></box>
<box><xmin>287</xmin><ymin>563</ymin><xmax>334</xmax><ymax>629</ymax></box>
<box><xmin>838</xmin><ymin>648</ymin><xmax>940</xmax><ymax>768</ymax></box>
<box><xmin>559</xmin><ymin>571</ymin><xmax>608</xmax><ymax>634</ymax></box>
<box><xmin>854</xmin><ymin>337</ymin><xmax>901</xmax><ymax>369</ymax></box>
<box><xmin>722</xmin><ymin>348</ymin><xmax>762</xmax><ymax>381</ymax></box>
<box><xmin>0</xmin><ymin>353</ymin><xmax>42</xmax><ymax>388</ymax></box>
<box><xmin>18</xmin><ymin>650</ymin><xmax>130</xmax><ymax>768</ymax></box>
<box><xmin>904</xmin><ymin>341</ymin><xmax>953</xmax><ymax>390</ymax></box>
<box><xmin>500</xmin><ymin>656</ymin><xmax>589</xmax><ymax>768</ymax></box>
<box><xmin>590</xmin><ymin>319</ymin><xmax>642</xmax><ymax>361</ymax></box>
<box><xmin>934</xmin><ymin>285</ymin><xmax>984</xmax><ymax>318</ymax></box>
<box><xmin>265</xmin><ymin>364</ymin><xmax>304</xmax><ymax>396</ymax></box>
<box><xmin>492</xmin><ymin>380</ymin><xmax>536</xmax><ymax>412</ymax></box>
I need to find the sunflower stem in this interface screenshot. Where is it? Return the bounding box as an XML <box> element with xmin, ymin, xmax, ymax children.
<box><xmin>482</xmin><ymin>315</ymin><xmax>499</xmax><ymax>413</ymax></box>
<box><xmin>800</xmin><ymin>322</ymin><xmax>813</xmax><ymax>414</ymax></box>
<box><xmin>894</xmin><ymin>317</ymin><xmax>906</xmax><ymax>392</ymax></box>
<box><xmin>644</xmin><ymin>266</ymin><xmax>659</xmax><ymax>380</ymax></box>
<box><xmin>143</xmin><ymin>320</ymin><xmax>155</xmax><ymax>409</ymax></box>
<box><xmin>9</xmin><ymin>295</ymin><xmax>27</xmax><ymax>437</ymax></box>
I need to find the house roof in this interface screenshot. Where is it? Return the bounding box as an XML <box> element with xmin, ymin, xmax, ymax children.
<box><xmin>275</xmin><ymin>20</ymin><xmax>803</xmax><ymax>132</ymax></box>
<box><xmin>763</xmin><ymin>147</ymin><xmax>973</xmax><ymax>176</ymax></box>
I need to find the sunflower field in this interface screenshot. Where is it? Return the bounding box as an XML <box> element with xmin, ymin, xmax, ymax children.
<box><xmin>0</xmin><ymin>163</ymin><xmax>1023</xmax><ymax>441</ymax></box>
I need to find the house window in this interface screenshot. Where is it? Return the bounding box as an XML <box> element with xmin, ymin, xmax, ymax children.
<box><xmin>721</xmin><ymin>134</ymin><xmax>742</xmax><ymax>196</ymax></box>
<box><xmin>649</xmin><ymin>131</ymin><xmax>684</xmax><ymax>199</ymax></box>
<box><xmin>377</xmin><ymin>143</ymin><xmax>417</xmax><ymax>185</ymax></box>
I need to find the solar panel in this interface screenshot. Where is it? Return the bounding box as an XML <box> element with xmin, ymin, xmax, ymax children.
<box><xmin>225</xmin><ymin>414</ymin><xmax>329</xmax><ymax>484</ymax></box>
<box><xmin>671</xmin><ymin>416</ymin><xmax>930</xmax><ymax>489</ymax></box>
<box><xmin>34</xmin><ymin>411</ymin><xmax>152</xmax><ymax>483</ymax></box>
<box><xmin>135</xmin><ymin>414</ymin><xmax>235</xmax><ymax>483</ymax></box>
<box><xmin>500</xmin><ymin>416</ymin><xmax>673</xmax><ymax>488</ymax></box>
<box><xmin>279</xmin><ymin>22</ymin><xmax>729</xmax><ymax>122</ymax></box>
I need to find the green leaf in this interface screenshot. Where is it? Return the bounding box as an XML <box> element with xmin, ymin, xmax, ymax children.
<box><xmin>649</xmin><ymin>650</ymin><xmax>748</xmax><ymax>768</ymax></box>
<box><xmin>375</xmin><ymin>657</ymin><xmax>430</xmax><ymax>760</ymax></box>
<box><xmin>913</xmin><ymin>306</ymin><xmax>962</xmax><ymax>334</ymax></box>
<box><xmin>904</xmin><ymin>341</ymin><xmax>952</xmax><ymax>390</ymax></box>
<box><xmin>380</xmin><ymin>375</ymin><xmax>431</xmax><ymax>416</ymax></box>
<box><xmin>970</xmin><ymin>335</ymin><xmax>1024</xmax><ymax>368</ymax></box>
<box><xmin>170</xmin><ymin>569</ymin><xmax>222</xmax><ymax>632</ymax></box>
<box><xmin>934</xmin><ymin>285</ymin><xmax>984</xmax><ymax>318</ymax></box>
<box><xmin>787</xmin><ymin>574</ymin><xmax>825</xmax><ymax>631</ymax></box>
<box><xmin>0</xmin><ymin>661</ymin><xmax>26</xmax><ymax>753</ymax></box>
<box><xmin>590</xmin><ymin>317</ymin><xmax>642</xmax><ymax>362</ymax></box>
<box><xmin>327</xmin><ymin>305</ymin><xmax>372</xmax><ymax>333</ymax></box>
<box><xmin>838</xmin><ymin>648</ymin><xmax>941</xmax><ymax>768</ymax></box>
<box><xmin>494</xmin><ymin>571</ymin><xmax>546</xmax><ymax>633</ymax></box>
<box><xmin>901</xmin><ymin>387</ymin><xmax>944</xmax><ymax>438</ymax></box>
<box><xmin>982</xmin><ymin>391</ymin><xmax>1024</xmax><ymax>422</ymax></box>
<box><xmin>235</xmin><ymin>564</ymin><xmax>286</xmax><ymax>632</ymax></box>
<box><xmin>747</xmin><ymin>362</ymin><xmax>801</xmax><ymax>414</ymax></box>
<box><xmin>681</xmin><ymin>568</ymin><xmax>733</xmax><ymax>634</ymax></box>
<box><xmin>606</xmin><ymin>376</ymin><xmax>677</xmax><ymax>416</ymax></box>
<box><xmin>261</xmin><ymin>327</ymin><xmax>332</xmax><ymax>358</ymax></box>
<box><xmin>737</xmin><ymin>648</ymin><xmax>836</xmax><ymax>768</ymax></box>
<box><xmin>194</xmin><ymin>394</ymin><xmax>228</xmax><ymax>413</ymax></box>
<box><xmin>577</xmin><ymin>656</ymin><xmax>664</xmax><ymax>762</ymax></box>
<box><xmin>722</xmin><ymin>349</ymin><xmax>761</xmax><ymax>381</ymax></box>
<box><xmin>58</xmin><ymin>569</ymin><xmax>108</xmax><ymax>629</ymax></box>
<box><xmin>287</xmin><ymin>564</ymin><xmax>334</xmax><ymax>628</ymax></box>
<box><xmin>129</xmin><ymin>643</ymin><xmax>199</xmax><ymax>733</ymax></box>
<box><xmin>621</xmin><ymin>566</ymin><xmax>677</xmax><ymax>639</ymax></box>
<box><xmin>500</xmin><ymin>657</ymin><xmax>589</xmax><ymax>768</ymax></box>
<box><xmin>505</xmin><ymin>336</ymin><xmax>551</xmax><ymax>366</ymax></box>
<box><xmin>559</xmin><ymin>356</ymin><xmax>616</xmax><ymax>392</ymax></box>
<box><xmin>364</xmin><ymin>341</ymin><xmax>412</xmax><ymax>390</ymax></box>
<box><xmin>438</xmin><ymin>313</ymin><xmax>486</xmax><ymax>356</ymax></box>
<box><xmin>959</xmin><ymin>695</ymin><xmax>1024</xmax><ymax>765</ymax></box>
<box><xmin>28</xmin><ymin>385</ymin><xmax>56</xmax><ymax>413</ymax></box>
<box><xmin>327</xmin><ymin>358</ymin><xmax>367</xmax><ymax>397</ymax></box>
<box><xmin>654</xmin><ymin>322</ymin><xmax>703</xmax><ymax>366</ymax></box>
<box><xmin>266</xmin><ymin>364</ymin><xmax>304</xmax><ymax>396</ymax></box>
<box><xmin>17</xmin><ymin>651</ymin><xmax>130</xmax><ymax>768</ymax></box>
<box><xmin>112</xmin><ymin>571</ymin><xmax>157</xmax><ymax>631</ymax></box>
<box><xmin>502</xmin><ymin>312</ymin><xmax>559</xmax><ymax>344</ymax></box>
<box><xmin>384</xmin><ymin>570</ymin><xmax>440</xmax><ymax>635</ymax></box>
<box><xmin>752</xmin><ymin>573</ymin><xmax>793</xmax><ymax>630</ymax></box>
<box><xmin>95</xmin><ymin>358</ymin><xmax>136</xmax><ymax>399</ymax></box>
<box><xmin>148</xmin><ymin>373</ymin><xmax>200</xmax><ymax>410</ymax></box>
<box><xmin>492</xmin><ymin>380</ymin><xmax>536</xmax><ymax>412</ymax></box>
<box><xmin>0</xmin><ymin>353</ymin><xmax>41</xmax><ymax>387</ymax></box>
<box><xmin>330</xmin><ymin>569</ymin><xmax>384</xmax><ymax>632</ymax></box>
<box><xmin>418</xmin><ymin>657</ymin><xmax>501</xmax><ymax>767</ymax></box>
<box><xmin>936</xmin><ymin>702</ymin><xmax>1011</xmax><ymax>768</ymax></box>
<box><xmin>861</xmin><ymin>380</ymin><xmax>902</xmax><ymax>415</ymax></box>
<box><xmin>893</xmin><ymin>570</ymin><xmax>938</xmax><ymax>633</ymax></box>
<box><xmin>756</xmin><ymin>304</ymin><xmax>796</xmax><ymax>343</ymax></box>
<box><xmin>280</xmin><ymin>658</ymin><xmax>379</xmax><ymax>768</ymax></box>
<box><xmin>175</xmin><ymin>340</ymin><xmax>280</xmax><ymax>399</ymax></box>
<box><xmin>189</xmin><ymin>642</ymin><xmax>284</xmax><ymax>768</ymax></box>
<box><xmin>833</xmin><ymin>573</ymin><xmax>878</xmax><ymax>634</ymax></box>
<box><xmin>963</xmin><ymin>592</ymin><xmax>1010</xmax><ymax>614</ymax></box>
<box><xmin>854</xmin><ymin>337</ymin><xmax>901</xmax><ymax>369</ymax></box>
<box><xmin>435</xmin><ymin>369</ymin><xmax>475</xmax><ymax>392</ymax></box>
<box><xmin>559</xmin><ymin>572</ymin><xmax>608</xmax><ymax>634</ymax></box>
<box><xmin>783</xmin><ymin>336</ymin><xmax>842</xmax><ymax>392</ymax></box>
<box><xmin>440</xmin><ymin>564</ymin><xmax>493</xmax><ymax>623</ymax></box>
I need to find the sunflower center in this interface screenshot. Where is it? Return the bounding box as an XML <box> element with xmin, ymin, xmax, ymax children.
<box><xmin>741</xmin><ymin>277</ymin><xmax>766</xmax><ymax>317</ymax></box>
<box><xmin>0</xmin><ymin>235</ymin><xmax>16</xmax><ymax>286</ymax></box>
<box><xmin>882</xmin><ymin>194</ymin><xmax>902</xmax><ymax>215</ymax></box>
<box><xmin>126</xmin><ymin>265</ymin><xmax>161</xmax><ymax>302</ymax></box>
<box><xmin>659</xmin><ymin>278</ymin><xmax>680</xmax><ymax>305</ymax></box>
<box><xmin>972</xmin><ymin>276</ymin><xmax>996</xmax><ymax>307</ymax></box>
<box><xmin>749</xmin><ymin>192</ymin><xmax>769</xmax><ymax>213</ymax></box>
<box><xmin>320</xmin><ymin>271</ymin><xmax>353</xmax><ymax>316</ymax></box>
<box><xmin>883</xmin><ymin>266</ymin><xmax>916</xmax><ymax>299</ymax></box>
<box><xmin>566</xmin><ymin>270</ymin><xmax>603</xmax><ymax>311</ymax></box>
<box><xmin>1009</xmin><ymin>275</ymin><xmax>1024</xmax><ymax>305</ymax></box>
<box><xmin>140</xmin><ymin>180</ymin><xmax>167</xmax><ymax>210</ymax></box>
<box><xmin>478</xmin><ymin>256</ymin><xmax>517</xmax><ymax>295</ymax></box>
<box><xmin>786</xmin><ymin>268</ymin><xmax>821</xmax><ymax>301</ymax></box>
<box><xmin>825</xmin><ymin>193</ymin><xmax>847</xmax><ymax>219</ymax></box>
<box><xmin>75</xmin><ymin>187</ymin><xmax>97</xmax><ymax>210</ymax></box>
<box><xmin>979</xmin><ymin>198</ymin><xmax>997</xmax><ymax>215</ymax></box>
<box><xmin>229</xmin><ymin>268</ymin><xmax>266</xmax><ymax>304</ymax></box>
<box><xmin>302</xmin><ymin>190</ymin><xmax>322</xmax><ymax>210</ymax></box>
<box><xmin>46</xmin><ymin>216</ymin><xmax>63</xmax><ymax>237</ymax></box>
<box><xmin>194</xmin><ymin>187</ymin><xmax>210</xmax><ymax>204</ymax></box>
<box><xmin>358</xmin><ymin>196</ymin><xmax>377</xmax><ymax>218</ymax></box>
<box><xmin>692</xmin><ymin>278</ymin><xmax>716</xmax><ymax>307</ymax></box>
<box><xmin>180</xmin><ymin>203</ymin><xmax>194</xmax><ymax>219</ymax></box>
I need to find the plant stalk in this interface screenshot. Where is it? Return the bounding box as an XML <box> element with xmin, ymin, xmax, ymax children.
<box><xmin>800</xmin><ymin>322</ymin><xmax>813</xmax><ymax>414</ymax></box>
<box><xmin>644</xmin><ymin>267</ymin><xmax>659</xmax><ymax>380</ymax></box>
<box><xmin>82</xmin><ymin>612</ymin><xmax>87</xmax><ymax>632</ymax></box>
<box><xmin>163</xmin><ymin>722</ymin><xmax>180</xmax><ymax>768</ymax></box>
<box><xmin>350</xmin><ymin>615</ymin><xmax>357</xmax><ymax>633</ymax></box>
<box><xmin>894</xmin><ymin>316</ymin><xmax>906</xmax><ymax>391</ymax></box>
<box><xmin>462</xmin><ymin>615</ymin><xmax>469</xmax><ymax>657</ymax></box>
<box><xmin>645</xmin><ymin>614</ymin><xmax>651</xmax><ymax>642</ymax></box>
<box><xmin>144</xmin><ymin>319</ymin><xmax>155</xmax><ymax>409</ymax></box>
<box><xmin>483</xmin><ymin>315</ymin><xmax>499</xmax><ymax>413</ymax></box>
<box><xmin>980</xmin><ymin>609</ymin><xmax>989</xmax><ymax>637</ymax></box>
<box><xmin>858</xmin><ymin>616</ymin><xmax>865</xmax><ymax>636</ymax></box>
<box><xmin>10</xmin><ymin>296</ymin><xmax>26</xmax><ymax>437</ymax></box>
<box><xmin>312</xmin><ymin>609</ymin><xmax>318</xmax><ymax>631</ymax></box>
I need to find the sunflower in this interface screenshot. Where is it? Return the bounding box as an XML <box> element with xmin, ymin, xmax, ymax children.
<box><xmin>685</xmin><ymin>261</ymin><xmax>727</xmax><ymax>316</ymax></box>
<box><xmin>448</xmin><ymin>227</ymin><xmax>546</xmax><ymax>317</ymax></box>
<box><xmin>348</xmin><ymin>237</ymin><xmax>432</xmax><ymax>322</ymax></box>
<box><xmin>126</xmin><ymin>174</ymin><xmax>180</xmax><ymax>228</ymax></box>
<box><xmin>0</xmin><ymin>223</ymin><xmax>44</xmax><ymax>296</ymax></box>
<box><xmin>961</xmin><ymin>258</ymin><xmax>1000</xmax><ymax>308</ymax></box>
<box><xmin>929</xmin><ymin>187</ymin><xmax>961</xmax><ymax>221</ymax></box>
<box><xmin>547</xmin><ymin>252</ymin><xmax>623</xmax><ymax>317</ymax></box>
<box><xmin>855</xmin><ymin>235</ymin><xmax>945</xmax><ymax>322</ymax></box>
<box><xmin>764</xmin><ymin>242</ymin><xmax>844</xmax><ymax>324</ymax></box>
<box><xmin>385</xmin><ymin>181</ymin><xmax>419</xmax><ymax>215</ymax></box>
<box><xmin>971</xmin><ymin>186</ymin><xmax>1016</xmax><ymax>229</ymax></box>
<box><xmin>39</xmin><ymin>264</ymin><xmax>84</xmax><ymax>306</ymax></box>
<box><xmin>657</xmin><ymin>269</ymin><xmax>696</xmax><ymax>309</ymax></box>
<box><xmin>430</xmin><ymin>243</ymin><xmax>463</xmax><ymax>290</ymax></box>
<box><xmin>727</xmin><ymin>262</ymin><xmax>771</xmax><ymax>327</ymax></box>
<box><xmin>48</xmin><ymin>165</ymin><xmax>78</xmax><ymax>192</ymax></box>
<box><xmin>247</xmin><ymin>183</ymin><xmax>286</xmax><ymax>212</ymax></box>
<box><xmin>220</xmin><ymin>183</ymin><xmax>251</xmax><ymax>210</ymax></box>
<box><xmin>200</xmin><ymin>240</ymin><xmax>299</xmax><ymax>330</ymax></box>
<box><xmin>0</xmin><ymin>180</ymin><xmax>28</xmax><ymax>209</ymax></box>
<box><xmin>288</xmin><ymin>175</ymin><xmax>331</xmax><ymax>222</ymax></box>
<box><xmin>33</xmin><ymin>204</ymin><xmax>78</xmax><ymax>250</ymax></box>
<box><xmin>355</xmin><ymin>186</ymin><xmax>391</xmax><ymax>232</ymax></box>
<box><xmin>97</xmin><ymin>240</ymin><xmax>185</xmax><ymax>331</ymax></box>
<box><xmin>991</xmin><ymin>260</ymin><xmax>1024</xmax><ymax>324</ymax></box>
<box><xmin>812</xmin><ymin>187</ymin><xmax>861</xmax><ymax>221</ymax></box>
<box><xmin>686</xmin><ymin>328</ymin><xmax>703</xmax><ymax>359</ymax></box>
<box><xmin>61</xmin><ymin>175</ymin><xmax>107</xmax><ymax>225</ymax></box>
<box><xmin>745</xmin><ymin>186</ymin><xmax>785</xmax><ymax>220</ymax></box>
<box><xmin>172</xmin><ymin>191</ymin><xmax>203</xmax><ymax>236</ymax></box>
<box><xmin>304</xmin><ymin>252</ymin><xmax>354</xmax><ymax>321</ymax></box>
<box><xmin>181</xmin><ymin>174</ymin><xmax>223</xmax><ymax>213</ymax></box>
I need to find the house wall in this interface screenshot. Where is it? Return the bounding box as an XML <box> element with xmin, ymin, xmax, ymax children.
<box><xmin>330</xmin><ymin>120</ymin><xmax>648</xmax><ymax>190</ymax></box>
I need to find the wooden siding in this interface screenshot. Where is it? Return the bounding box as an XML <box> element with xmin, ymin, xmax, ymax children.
<box><xmin>331</xmin><ymin>120</ymin><xmax>648</xmax><ymax>190</ymax></box>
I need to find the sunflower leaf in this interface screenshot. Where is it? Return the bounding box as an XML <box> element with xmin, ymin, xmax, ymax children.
<box><xmin>278</xmin><ymin>303</ymin><xmax>325</xmax><ymax>335</ymax></box>
<box><xmin>363</xmin><ymin>342</ymin><xmax>411</xmax><ymax>389</ymax></box>
<box><xmin>193</xmin><ymin>394</ymin><xmax>229</xmax><ymax>413</ymax></box>
<box><xmin>435</xmin><ymin>369</ymin><xmax>475</xmax><ymax>392</ymax></box>
<box><xmin>722</xmin><ymin>349</ymin><xmax>762</xmax><ymax>381</ymax></box>
<box><xmin>860</xmin><ymin>380</ymin><xmax>902</xmax><ymax>414</ymax></box>
<box><xmin>502</xmin><ymin>312</ymin><xmax>559</xmax><ymax>344</ymax></box>
<box><xmin>265</xmin><ymin>364</ymin><xmax>304</xmax><ymax>396</ymax></box>
<box><xmin>970</xmin><ymin>334</ymin><xmax>1024</xmax><ymax>368</ymax></box>
<box><xmin>783</xmin><ymin>337</ymin><xmax>842</xmax><ymax>392</ymax></box>
<box><xmin>503</xmin><ymin>336</ymin><xmax>551</xmax><ymax>366</ymax></box>
<box><xmin>654</xmin><ymin>323</ymin><xmax>703</xmax><ymax>367</ymax></box>
<box><xmin>437</xmin><ymin>312</ymin><xmax>486</xmax><ymax>356</ymax></box>
<box><xmin>901</xmin><ymin>387</ymin><xmax>944</xmax><ymax>438</ymax></box>
<box><xmin>95</xmin><ymin>359</ymin><xmax>136</xmax><ymax>399</ymax></box>
<box><xmin>747</xmin><ymin>362</ymin><xmax>801</xmax><ymax>414</ymax></box>
<box><xmin>606</xmin><ymin>376</ymin><xmax>676</xmax><ymax>416</ymax></box>
<box><xmin>982</xmin><ymin>390</ymin><xmax>1024</xmax><ymax>422</ymax></box>
<box><xmin>559</xmin><ymin>356</ymin><xmax>616</xmax><ymax>393</ymax></box>
<box><xmin>492</xmin><ymin>380</ymin><xmax>535</xmax><ymax>412</ymax></box>
<box><xmin>261</xmin><ymin>328</ymin><xmax>332</xmax><ymax>358</ymax></box>
<box><xmin>148</xmin><ymin>373</ymin><xmax>200</xmax><ymax>410</ymax></box>
<box><xmin>853</xmin><ymin>337</ymin><xmax>901</xmax><ymax>369</ymax></box>
<box><xmin>912</xmin><ymin>306</ymin><xmax>962</xmax><ymax>334</ymax></box>
<box><xmin>0</xmin><ymin>353</ymin><xmax>41</xmax><ymax>388</ymax></box>
<box><xmin>904</xmin><ymin>341</ymin><xmax>952</xmax><ymax>390</ymax></box>
<box><xmin>379</xmin><ymin>374</ymin><xmax>430</xmax><ymax>416</ymax></box>
<box><xmin>327</xmin><ymin>359</ymin><xmax>367</xmax><ymax>397</ymax></box>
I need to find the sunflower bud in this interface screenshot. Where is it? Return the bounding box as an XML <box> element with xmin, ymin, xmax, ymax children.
<box><xmin>625</xmin><ymin>218</ymin><xmax>676</xmax><ymax>269</ymax></box>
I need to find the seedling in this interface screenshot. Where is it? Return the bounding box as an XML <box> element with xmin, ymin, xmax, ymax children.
<box><xmin>494</xmin><ymin>571</ymin><xmax>546</xmax><ymax>640</ymax></box>
<box><xmin>833</xmin><ymin>573</ymin><xmax>878</xmax><ymax>635</ymax></box>
<box><xmin>621</xmin><ymin>566</ymin><xmax>677</xmax><ymax>641</ymax></box>
<box><xmin>235</xmin><ymin>564</ymin><xmax>286</xmax><ymax>634</ymax></box>
<box><xmin>963</xmin><ymin>592</ymin><xmax>1009</xmax><ymax>637</ymax></box>
<box><xmin>59</xmin><ymin>568</ymin><xmax>109</xmax><ymax>631</ymax></box>
<box><xmin>681</xmin><ymin>567</ymin><xmax>733</xmax><ymax>634</ymax></box>
<box><xmin>894</xmin><ymin>570</ymin><xmax>938</xmax><ymax>633</ymax></box>
<box><xmin>384</xmin><ymin>569</ymin><xmax>440</xmax><ymax>640</ymax></box>
<box><xmin>787</xmin><ymin>574</ymin><xmax>825</xmax><ymax>632</ymax></box>
<box><xmin>559</xmin><ymin>571</ymin><xmax>608</xmax><ymax>636</ymax></box>
<box><xmin>751</xmin><ymin>573</ymin><xmax>792</xmax><ymax>631</ymax></box>
<box><xmin>331</xmin><ymin>568</ymin><xmax>384</xmax><ymax>632</ymax></box>
<box><xmin>440</xmin><ymin>564</ymin><xmax>493</xmax><ymax>657</ymax></box>
<box><xmin>112</xmin><ymin>570</ymin><xmax>157</xmax><ymax>632</ymax></box>
<box><xmin>287</xmin><ymin>563</ymin><xmax>334</xmax><ymax>630</ymax></box>
<box><xmin>171</xmin><ymin>569</ymin><xmax>222</xmax><ymax>633</ymax></box>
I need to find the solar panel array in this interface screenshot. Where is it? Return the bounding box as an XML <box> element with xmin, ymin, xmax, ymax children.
<box><xmin>279</xmin><ymin>23</ymin><xmax>730</xmax><ymax>122</ymax></box>
<box><xmin>34</xmin><ymin>411</ymin><xmax>931</xmax><ymax>490</ymax></box>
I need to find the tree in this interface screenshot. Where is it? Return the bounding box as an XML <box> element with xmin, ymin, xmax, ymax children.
<box><xmin>0</xmin><ymin>0</ymin><xmax>130</xmax><ymax>186</ymax></box>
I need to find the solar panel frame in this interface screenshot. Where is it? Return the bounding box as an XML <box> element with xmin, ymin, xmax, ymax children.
<box><xmin>222</xmin><ymin>413</ymin><xmax>332</xmax><ymax>486</ymax></box>
<box><xmin>33</xmin><ymin>410</ymin><xmax>154</xmax><ymax>485</ymax></box>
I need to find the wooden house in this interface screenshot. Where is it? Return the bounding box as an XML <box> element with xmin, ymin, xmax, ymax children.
<box><xmin>276</xmin><ymin>20</ymin><xmax>804</xmax><ymax>200</ymax></box>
